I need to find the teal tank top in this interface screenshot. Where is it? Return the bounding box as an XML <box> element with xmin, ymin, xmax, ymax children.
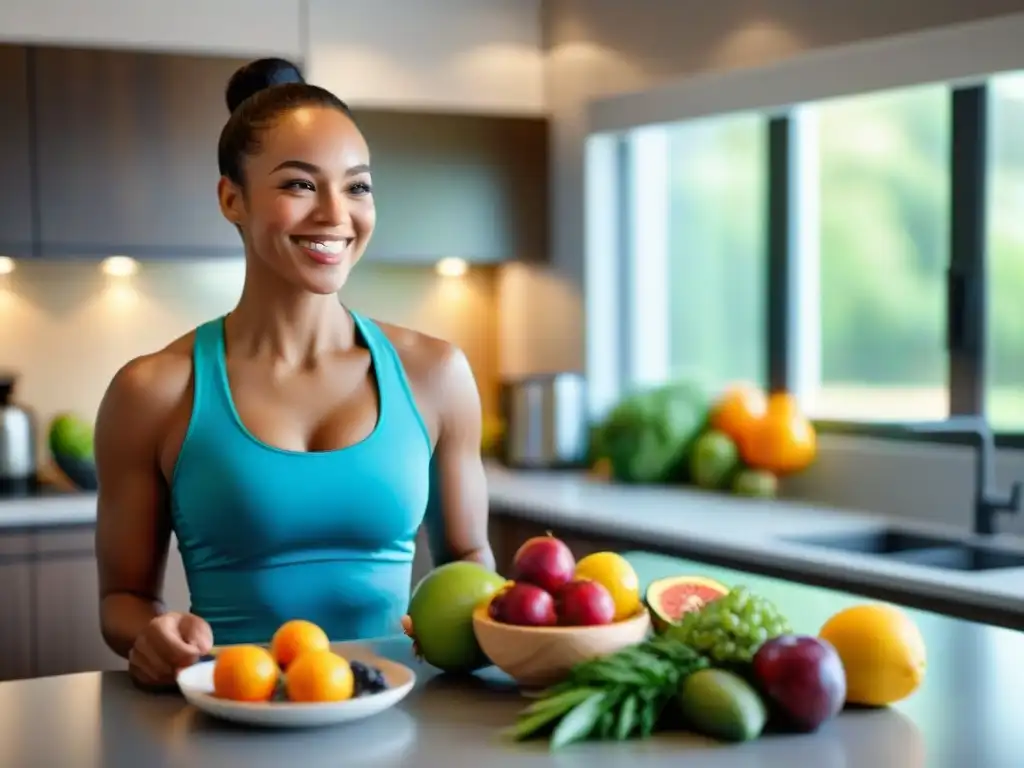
<box><xmin>169</xmin><ymin>310</ymin><xmax>435</xmax><ymax>646</ymax></box>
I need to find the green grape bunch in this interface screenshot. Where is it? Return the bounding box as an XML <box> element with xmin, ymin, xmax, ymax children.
<box><xmin>665</xmin><ymin>585</ymin><xmax>792</xmax><ymax>665</ymax></box>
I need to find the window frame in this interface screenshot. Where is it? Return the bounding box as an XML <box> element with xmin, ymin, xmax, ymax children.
<box><xmin>585</xmin><ymin>81</ymin><xmax>1024</xmax><ymax>450</ymax></box>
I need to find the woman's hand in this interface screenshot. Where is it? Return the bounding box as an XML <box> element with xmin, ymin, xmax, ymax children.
<box><xmin>129</xmin><ymin>612</ymin><xmax>213</xmax><ymax>690</ymax></box>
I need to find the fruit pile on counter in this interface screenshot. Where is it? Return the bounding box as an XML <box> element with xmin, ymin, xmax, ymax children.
<box><xmin>407</xmin><ymin>533</ymin><xmax>928</xmax><ymax>752</ymax></box>
<box><xmin>588</xmin><ymin>380</ymin><xmax>818</xmax><ymax>498</ymax></box>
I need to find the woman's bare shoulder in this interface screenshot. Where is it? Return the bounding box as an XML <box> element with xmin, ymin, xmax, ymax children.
<box><xmin>374</xmin><ymin>320</ymin><xmax>470</xmax><ymax>386</ymax></box>
<box><xmin>373</xmin><ymin>319</ymin><xmax>481</xmax><ymax>437</ymax></box>
<box><xmin>98</xmin><ymin>331</ymin><xmax>197</xmax><ymax>428</ymax></box>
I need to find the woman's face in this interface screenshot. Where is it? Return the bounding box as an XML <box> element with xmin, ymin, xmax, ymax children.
<box><xmin>219</xmin><ymin>106</ymin><xmax>376</xmax><ymax>295</ymax></box>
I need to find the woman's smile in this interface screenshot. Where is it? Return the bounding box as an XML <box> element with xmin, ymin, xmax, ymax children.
<box><xmin>291</xmin><ymin>236</ymin><xmax>354</xmax><ymax>265</ymax></box>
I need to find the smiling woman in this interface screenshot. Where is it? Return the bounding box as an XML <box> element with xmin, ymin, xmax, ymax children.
<box><xmin>91</xmin><ymin>58</ymin><xmax>495</xmax><ymax>691</ymax></box>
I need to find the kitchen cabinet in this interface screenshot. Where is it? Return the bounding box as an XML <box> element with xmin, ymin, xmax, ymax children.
<box><xmin>0</xmin><ymin>534</ymin><xmax>34</xmax><ymax>681</ymax></box>
<box><xmin>31</xmin><ymin>46</ymin><xmax>249</xmax><ymax>260</ymax></box>
<box><xmin>0</xmin><ymin>524</ymin><xmax>195</xmax><ymax>682</ymax></box>
<box><xmin>0</xmin><ymin>562</ymin><xmax>33</xmax><ymax>680</ymax></box>
<box><xmin>0</xmin><ymin>45</ymin><xmax>36</xmax><ymax>260</ymax></box>
<box><xmin>31</xmin><ymin>527</ymin><xmax>193</xmax><ymax>677</ymax></box>
<box><xmin>35</xmin><ymin>555</ymin><xmax>123</xmax><ymax>676</ymax></box>
<box><xmin>3</xmin><ymin>43</ymin><xmax>549</xmax><ymax>264</ymax></box>
<box><xmin>356</xmin><ymin>110</ymin><xmax>549</xmax><ymax>264</ymax></box>
<box><xmin>34</xmin><ymin>528</ymin><xmax>124</xmax><ymax>676</ymax></box>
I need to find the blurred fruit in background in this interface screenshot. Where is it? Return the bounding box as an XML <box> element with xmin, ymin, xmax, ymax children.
<box><xmin>49</xmin><ymin>412</ymin><xmax>93</xmax><ymax>461</ymax></box>
<box><xmin>481</xmin><ymin>414</ymin><xmax>505</xmax><ymax>458</ymax></box>
<box><xmin>731</xmin><ymin>468</ymin><xmax>778</xmax><ymax>498</ymax></box>
<box><xmin>709</xmin><ymin>383</ymin><xmax>766</xmax><ymax>456</ymax></box>
<box><xmin>678</xmin><ymin>384</ymin><xmax>816</xmax><ymax>498</ymax></box>
<box><xmin>740</xmin><ymin>392</ymin><xmax>817</xmax><ymax>476</ymax></box>
<box><xmin>578</xmin><ymin>379</ymin><xmax>815</xmax><ymax>498</ymax></box>
<box><xmin>690</xmin><ymin>429</ymin><xmax>741</xmax><ymax>490</ymax></box>
<box><xmin>587</xmin><ymin>380</ymin><xmax>710</xmax><ymax>485</ymax></box>
<box><xmin>48</xmin><ymin>412</ymin><xmax>97</xmax><ymax>490</ymax></box>
<box><xmin>588</xmin><ymin>456</ymin><xmax>613</xmax><ymax>481</ymax></box>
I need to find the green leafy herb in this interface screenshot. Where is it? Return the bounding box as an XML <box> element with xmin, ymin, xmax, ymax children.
<box><xmin>506</xmin><ymin>635</ymin><xmax>709</xmax><ymax>750</ymax></box>
<box><xmin>550</xmin><ymin>691</ymin><xmax>607</xmax><ymax>750</ymax></box>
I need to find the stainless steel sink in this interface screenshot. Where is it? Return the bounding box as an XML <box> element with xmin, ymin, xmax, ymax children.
<box><xmin>888</xmin><ymin>544</ymin><xmax>1024</xmax><ymax>571</ymax></box>
<box><xmin>785</xmin><ymin>528</ymin><xmax>963</xmax><ymax>555</ymax></box>
<box><xmin>784</xmin><ymin>526</ymin><xmax>1024</xmax><ymax>571</ymax></box>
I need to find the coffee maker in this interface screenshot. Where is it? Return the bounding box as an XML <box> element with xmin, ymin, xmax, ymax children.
<box><xmin>0</xmin><ymin>372</ymin><xmax>37</xmax><ymax>496</ymax></box>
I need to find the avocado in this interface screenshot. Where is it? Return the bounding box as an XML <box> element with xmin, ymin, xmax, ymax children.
<box><xmin>678</xmin><ymin>668</ymin><xmax>767</xmax><ymax>743</ymax></box>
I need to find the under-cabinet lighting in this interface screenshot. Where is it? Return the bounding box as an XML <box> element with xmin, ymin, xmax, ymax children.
<box><xmin>0</xmin><ymin>256</ymin><xmax>14</xmax><ymax>275</ymax></box>
<box><xmin>101</xmin><ymin>255</ymin><xmax>139</xmax><ymax>278</ymax></box>
<box><xmin>435</xmin><ymin>257</ymin><xmax>468</xmax><ymax>278</ymax></box>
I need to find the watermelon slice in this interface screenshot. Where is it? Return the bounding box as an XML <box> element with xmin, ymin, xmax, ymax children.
<box><xmin>645</xmin><ymin>575</ymin><xmax>730</xmax><ymax>634</ymax></box>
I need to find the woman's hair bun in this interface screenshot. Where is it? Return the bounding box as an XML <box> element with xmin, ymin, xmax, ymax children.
<box><xmin>225</xmin><ymin>57</ymin><xmax>305</xmax><ymax>113</ymax></box>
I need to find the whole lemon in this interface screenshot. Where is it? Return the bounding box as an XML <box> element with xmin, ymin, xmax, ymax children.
<box><xmin>574</xmin><ymin>552</ymin><xmax>641</xmax><ymax>621</ymax></box>
<box><xmin>819</xmin><ymin>603</ymin><xmax>927</xmax><ymax>706</ymax></box>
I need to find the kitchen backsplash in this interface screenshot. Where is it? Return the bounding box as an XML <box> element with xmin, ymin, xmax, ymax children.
<box><xmin>0</xmin><ymin>259</ymin><xmax>500</xmax><ymax>465</ymax></box>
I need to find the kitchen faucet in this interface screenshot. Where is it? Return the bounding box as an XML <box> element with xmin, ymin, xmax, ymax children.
<box><xmin>909</xmin><ymin>415</ymin><xmax>1022</xmax><ymax>535</ymax></box>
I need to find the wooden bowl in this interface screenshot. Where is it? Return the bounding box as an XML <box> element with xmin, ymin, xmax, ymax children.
<box><xmin>472</xmin><ymin>605</ymin><xmax>652</xmax><ymax>689</ymax></box>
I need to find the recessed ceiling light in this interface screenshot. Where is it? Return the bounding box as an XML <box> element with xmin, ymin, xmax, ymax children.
<box><xmin>435</xmin><ymin>257</ymin><xmax>468</xmax><ymax>278</ymax></box>
<box><xmin>101</xmin><ymin>255</ymin><xmax>139</xmax><ymax>277</ymax></box>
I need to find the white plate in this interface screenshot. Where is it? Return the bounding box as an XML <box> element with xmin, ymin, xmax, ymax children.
<box><xmin>176</xmin><ymin>648</ymin><xmax>416</xmax><ymax>729</ymax></box>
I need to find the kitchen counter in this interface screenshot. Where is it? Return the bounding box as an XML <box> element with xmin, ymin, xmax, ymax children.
<box><xmin>0</xmin><ymin>488</ymin><xmax>97</xmax><ymax>528</ymax></box>
<box><xmin>0</xmin><ymin>553</ymin><xmax>1013</xmax><ymax>767</ymax></box>
<box><xmin>6</xmin><ymin>463</ymin><xmax>1024</xmax><ymax>627</ymax></box>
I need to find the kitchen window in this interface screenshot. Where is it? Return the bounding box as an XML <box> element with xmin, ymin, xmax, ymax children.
<box><xmin>795</xmin><ymin>84</ymin><xmax>951</xmax><ymax>422</ymax></box>
<box><xmin>621</xmin><ymin>114</ymin><xmax>768</xmax><ymax>395</ymax></box>
<box><xmin>986</xmin><ymin>72</ymin><xmax>1024</xmax><ymax>433</ymax></box>
<box><xmin>587</xmin><ymin>66</ymin><xmax>1024</xmax><ymax>443</ymax></box>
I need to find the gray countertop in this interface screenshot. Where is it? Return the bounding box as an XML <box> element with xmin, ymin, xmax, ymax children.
<box><xmin>0</xmin><ymin>489</ymin><xmax>97</xmax><ymax>528</ymax></box>
<box><xmin>5</xmin><ymin>463</ymin><xmax>1024</xmax><ymax>625</ymax></box>
<box><xmin>0</xmin><ymin>552</ymin><xmax>1016</xmax><ymax>767</ymax></box>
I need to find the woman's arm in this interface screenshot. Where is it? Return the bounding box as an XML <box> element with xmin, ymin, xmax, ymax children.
<box><xmin>422</xmin><ymin>345</ymin><xmax>496</xmax><ymax>571</ymax></box>
<box><xmin>94</xmin><ymin>353</ymin><xmax>187</xmax><ymax>658</ymax></box>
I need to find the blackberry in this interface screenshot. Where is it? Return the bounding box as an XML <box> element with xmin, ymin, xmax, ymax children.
<box><xmin>272</xmin><ymin>678</ymin><xmax>289</xmax><ymax>702</ymax></box>
<box><xmin>351</xmin><ymin>660</ymin><xmax>388</xmax><ymax>696</ymax></box>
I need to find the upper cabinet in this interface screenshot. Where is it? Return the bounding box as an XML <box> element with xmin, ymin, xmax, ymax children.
<box><xmin>31</xmin><ymin>46</ymin><xmax>248</xmax><ymax>259</ymax></box>
<box><xmin>0</xmin><ymin>45</ymin><xmax>35</xmax><ymax>259</ymax></box>
<box><xmin>357</xmin><ymin>110</ymin><xmax>548</xmax><ymax>263</ymax></box>
<box><xmin>0</xmin><ymin>43</ymin><xmax>549</xmax><ymax>265</ymax></box>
